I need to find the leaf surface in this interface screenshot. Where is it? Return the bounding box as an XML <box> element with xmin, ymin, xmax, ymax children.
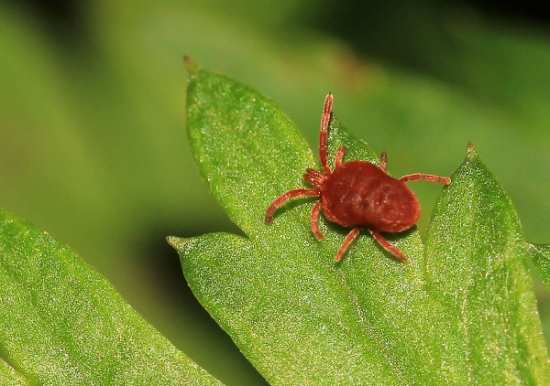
<box><xmin>424</xmin><ymin>148</ymin><xmax>550</xmax><ymax>384</ymax></box>
<box><xmin>0</xmin><ymin>210</ymin><xmax>221</xmax><ymax>386</ymax></box>
<box><xmin>0</xmin><ymin>358</ymin><xmax>28</xmax><ymax>386</ymax></box>
<box><xmin>172</xmin><ymin>68</ymin><xmax>550</xmax><ymax>385</ymax></box>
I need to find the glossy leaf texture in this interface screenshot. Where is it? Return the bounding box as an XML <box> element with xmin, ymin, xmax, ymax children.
<box><xmin>171</xmin><ymin>68</ymin><xmax>550</xmax><ymax>384</ymax></box>
<box><xmin>0</xmin><ymin>209</ymin><xmax>222</xmax><ymax>386</ymax></box>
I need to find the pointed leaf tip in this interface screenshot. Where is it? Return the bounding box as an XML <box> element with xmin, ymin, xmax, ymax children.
<box><xmin>183</xmin><ymin>55</ymin><xmax>200</xmax><ymax>76</ymax></box>
<box><xmin>166</xmin><ymin>236</ymin><xmax>191</xmax><ymax>252</ymax></box>
<box><xmin>466</xmin><ymin>142</ymin><xmax>477</xmax><ymax>159</ymax></box>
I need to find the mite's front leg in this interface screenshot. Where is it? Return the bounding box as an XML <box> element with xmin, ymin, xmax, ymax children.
<box><xmin>310</xmin><ymin>201</ymin><xmax>323</xmax><ymax>240</ymax></box>
<box><xmin>265</xmin><ymin>189</ymin><xmax>319</xmax><ymax>224</ymax></box>
<box><xmin>400</xmin><ymin>173</ymin><xmax>451</xmax><ymax>185</ymax></box>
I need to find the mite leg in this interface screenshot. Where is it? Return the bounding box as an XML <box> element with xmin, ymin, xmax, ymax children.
<box><xmin>310</xmin><ymin>201</ymin><xmax>323</xmax><ymax>240</ymax></box>
<box><xmin>379</xmin><ymin>152</ymin><xmax>388</xmax><ymax>172</ymax></box>
<box><xmin>319</xmin><ymin>93</ymin><xmax>334</xmax><ymax>174</ymax></box>
<box><xmin>369</xmin><ymin>229</ymin><xmax>407</xmax><ymax>262</ymax></box>
<box><xmin>334</xmin><ymin>146</ymin><xmax>346</xmax><ymax>169</ymax></box>
<box><xmin>265</xmin><ymin>189</ymin><xmax>319</xmax><ymax>224</ymax></box>
<box><xmin>400</xmin><ymin>173</ymin><xmax>451</xmax><ymax>185</ymax></box>
<box><xmin>335</xmin><ymin>227</ymin><xmax>361</xmax><ymax>262</ymax></box>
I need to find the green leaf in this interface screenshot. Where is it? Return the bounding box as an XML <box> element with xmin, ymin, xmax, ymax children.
<box><xmin>424</xmin><ymin>147</ymin><xmax>550</xmax><ymax>383</ymax></box>
<box><xmin>172</xmin><ymin>68</ymin><xmax>550</xmax><ymax>384</ymax></box>
<box><xmin>0</xmin><ymin>209</ymin><xmax>222</xmax><ymax>385</ymax></box>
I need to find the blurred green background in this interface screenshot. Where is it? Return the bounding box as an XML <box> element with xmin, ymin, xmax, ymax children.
<box><xmin>1</xmin><ymin>1</ymin><xmax>550</xmax><ymax>384</ymax></box>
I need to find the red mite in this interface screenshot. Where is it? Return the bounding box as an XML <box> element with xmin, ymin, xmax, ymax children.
<box><xmin>265</xmin><ymin>94</ymin><xmax>451</xmax><ymax>263</ymax></box>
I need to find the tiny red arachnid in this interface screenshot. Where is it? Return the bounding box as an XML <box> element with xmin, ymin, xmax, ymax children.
<box><xmin>265</xmin><ymin>94</ymin><xmax>451</xmax><ymax>263</ymax></box>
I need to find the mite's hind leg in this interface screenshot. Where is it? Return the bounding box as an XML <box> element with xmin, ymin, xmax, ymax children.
<box><xmin>310</xmin><ymin>201</ymin><xmax>323</xmax><ymax>240</ymax></box>
<box><xmin>369</xmin><ymin>229</ymin><xmax>407</xmax><ymax>262</ymax></box>
<box><xmin>335</xmin><ymin>227</ymin><xmax>361</xmax><ymax>262</ymax></box>
<box><xmin>400</xmin><ymin>173</ymin><xmax>451</xmax><ymax>185</ymax></box>
<box><xmin>265</xmin><ymin>189</ymin><xmax>319</xmax><ymax>224</ymax></box>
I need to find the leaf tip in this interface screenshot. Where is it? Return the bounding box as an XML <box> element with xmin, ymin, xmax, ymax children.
<box><xmin>466</xmin><ymin>142</ymin><xmax>478</xmax><ymax>160</ymax></box>
<box><xmin>166</xmin><ymin>236</ymin><xmax>190</xmax><ymax>252</ymax></box>
<box><xmin>182</xmin><ymin>55</ymin><xmax>200</xmax><ymax>76</ymax></box>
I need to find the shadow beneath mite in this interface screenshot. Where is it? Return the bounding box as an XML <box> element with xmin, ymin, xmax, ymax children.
<box><xmin>384</xmin><ymin>225</ymin><xmax>417</xmax><ymax>242</ymax></box>
<box><xmin>322</xmin><ymin>220</ymin><xmax>419</xmax><ymax>263</ymax></box>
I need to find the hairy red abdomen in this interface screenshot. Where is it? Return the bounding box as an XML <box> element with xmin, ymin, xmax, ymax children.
<box><xmin>321</xmin><ymin>161</ymin><xmax>420</xmax><ymax>232</ymax></box>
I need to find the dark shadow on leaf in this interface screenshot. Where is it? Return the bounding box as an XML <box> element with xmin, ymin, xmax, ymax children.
<box><xmin>131</xmin><ymin>216</ymin><xmax>267</xmax><ymax>386</ymax></box>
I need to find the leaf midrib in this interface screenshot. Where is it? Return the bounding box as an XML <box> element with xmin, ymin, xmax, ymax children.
<box><xmin>459</xmin><ymin>182</ymin><xmax>480</xmax><ymax>385</ymax></box>
<box><xmin>0</xmin><ymin>352</ymin><xmax>36</xmax><ymax>386</ymax></box>
<box><xmin>335</xmin><ymin>261</ymin><xmax>407</xmax><ymax>383</ymax></box>
<box><xmin>287</xmin><ymin>209</ymin><xmax>413</xmax><ymax>383</ymax></box>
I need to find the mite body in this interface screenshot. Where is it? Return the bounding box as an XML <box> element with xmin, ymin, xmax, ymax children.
<box><xmin>320</xmin><ymin>161</ymin><xmax>419</xmax><ymax>233</ymax></box>
<box><xmin>265</xmin><ymin>94</ymin><xmax>450</xmax><ymax>262</ymax></box>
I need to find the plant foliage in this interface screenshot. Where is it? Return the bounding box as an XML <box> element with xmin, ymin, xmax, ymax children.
<box><xmin>0</xmin><ymin>209</ymin><xmax>221</xmax><ymax>385</ymax></box>
<box><xmin>171</xmin><ymin>67</ymin><xmax>550</xmax><ymax>385</ymax></box>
